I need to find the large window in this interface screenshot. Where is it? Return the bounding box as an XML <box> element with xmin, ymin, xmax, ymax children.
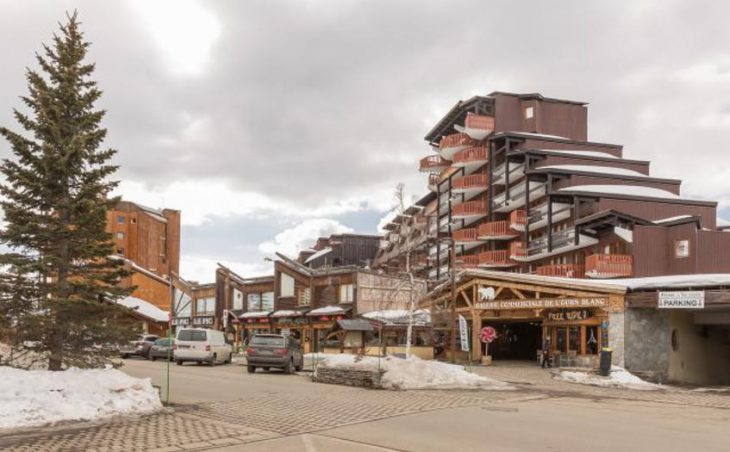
<box><xmin>339</xmin><ymin>284</ymin><xmax>354</xmax><ymax>303</ymax></box>
<box><xmin>247</xmin><ymin>293</ymin><xmax>262</xmax><ymax>311</ymax></box>
<box><xmin>196</xmin><ymin>297</ymin><xmax>215</xmax><ymax>314</ymax></box>
<box><xmin>261</xmin><ymin>292</ymin><xmax>274</xmax><ymax>310</ymax></box>
<box><xmin>280</xmin><ymin>273</ymin><xmax>295</xmax><ymax>297</ymax></box>
<box><xmin>298</xmin><ymin>288</ymin><xmax>311</xmax><ymax>306</ymax></box>
<box><xmin>232</xmin><ymin>288</ymin><xmax>244</xmax><ymax>310</ymax></box>
<box><xmin>173</xmin><ymin>288</ymin><xmax>192</xmax><ymax>317</ymax></box>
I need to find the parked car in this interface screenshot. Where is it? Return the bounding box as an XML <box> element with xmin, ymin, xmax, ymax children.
<box><xmin>120</xmin><ymin>334</ymin><xmax>159</xmax><ymax>359</ymax></box>
<box><xmin>149</xmin><ymin>338</ymin><xmax>174</xmax><ymax>361</ymax></box>
<box><xmin>245</xmin><ymin>334</ymin><xmax>303</xmax><ymax>374</ymax></box>
<box><xmin>173</xmin><ymin>328</ymin><xmax>232</xmax><ymax>366</ymax></box>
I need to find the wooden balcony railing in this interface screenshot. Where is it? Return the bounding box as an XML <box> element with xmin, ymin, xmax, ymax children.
<box><xmin>510</xmin><ymin>209</ymin><xmax>527</xmax><ymax>229</ymax></box>
<box><xmin>419</xmin><ymin>155</ymin><xmax>449</xmax><ymax>173</ymax></box>
<box><xmin>439</xmin><ymin>132</ymin><xmax>477</xmax><ymax>150</ymax></box>
<box><xmin>510</xmin><ymin>240</ymin><xmax>526</xmax><ymax>258</ymax></box>
<box><xmin>428</xmin><ymin>173</ymin><xmax>440</xmax><ymax>188</ymax></box>
<box><xmin>464</xmin><ymin>112</ymin><xmax>495</xmax><ymax>131</ymax></box>
<box><xmin>585</xmin><ymin>254</ymin><xmax>633</xmax><ymax>278</ymax></box>
<box><xmin>457</xmin><ymin>254</ymin><xmax>479</xmax><ymax>269</ymax></box>
<box><xmin>452</xmin><ymin>200</ymin><xmax>488</xmax><ymax>218</ymax></box>
<box><xmin>478</xmin><ymin>250</ymin><xmax>512</xmax><ymax>266</ymax></box>
<box><xmin>453</xmin><ymin>146</ymin><xmax>488</xmax><ymax>166</ymax></box>
<box><xmin>452</xmin><ymin>228</ymin><xmax>479</xmax><ymax>243</ymax></box>
<box><xmin>452</xmin><ymin>173</ymin><xmax>488</xmax><ymax>191</ymax></box>
<box><xmin>477</xmin><ymin>221</ymin><xmax>516</xmax><ymax>239</ymax></box>
<box><xmin>536</xmin><ymin>263</ymin><xmax>585</xmax><ymax>278</ymax></box>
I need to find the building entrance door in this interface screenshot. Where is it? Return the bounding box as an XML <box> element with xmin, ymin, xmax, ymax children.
<box><xmin>483</xmin><ymin>320</ymin><xmax>542</xmax><ymax>360</ymax></box>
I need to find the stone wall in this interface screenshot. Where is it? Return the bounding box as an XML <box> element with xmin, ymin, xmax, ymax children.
<box><xmin>608</xmin><ymin>312</ymin><xmax>625</xmax><ymax>367</ymax></box>
<box><xmin>313</xmin><ymin>367</ymin><xmax>384</xmax><ymax>389</ymax></box>
<box><xmin>624</xmin><ymin>308</ymin><xmax>670</xmax><ymax>382</ymax></box>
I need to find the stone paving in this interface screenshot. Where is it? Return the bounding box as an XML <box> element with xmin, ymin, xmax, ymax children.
<box><xmin>1</xmin><ymin>364</ymin><xmax>728</xmax><ymax>451</ymax></box>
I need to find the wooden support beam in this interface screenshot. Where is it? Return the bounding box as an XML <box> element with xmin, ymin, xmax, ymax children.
<box><xmin>510</xmin><ymin>288</ymin><xmax>526</xmax><ymax>299</ymax></box>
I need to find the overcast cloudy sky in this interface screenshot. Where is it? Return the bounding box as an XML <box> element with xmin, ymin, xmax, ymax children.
<box><xmin>2</xmin><ymin>0</ymin><xmax>730</xmax><ymax>282</ymax></box>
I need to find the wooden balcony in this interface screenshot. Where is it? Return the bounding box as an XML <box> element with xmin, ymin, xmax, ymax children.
<box><xmin>477</xmin><ymin>221</ymin><xmax>517</xmax><ymax>240</ymax></box>
<box><xmin>456</xmin><ymin>254</ymin><xmax>479</xmax><ymax>269</ymax></box>
<box><xmin>478</xmin><ymin>250</ymin><xmax>515</xmax><ymax>267</ymax></box>
<box><xmin>452</xmin><ymin>146</ymin><xmax>488</xmax><ymax>168</ymax></box>
<box><xmin>452</xmin><ymin>228</ymin><xmax>481</xmax><ymax>244</ymax></box>
<box><xmin>452</xmin><ymin>173</ymin><xmax>488</xmax><ymax>194</ymax></box>
<box><xmin>439</xmin><ymin>133</ymin><xmax>478</xmax><ymax>160</ymax></box>
<box><xmin>510</xmin><ymin>209</ymin><xmax>527</xmax><ymax>231</ymax></box>
<box><xmin>585</xmin><ymin>254</ymin><xmax>633</xmax><ymax>278</ymax></box>
<box><xmin>452</xmin><ymin>200</ymin><xmax>488</xmax><ymax>219</ymax></box>
<box><xmin>509</xmin><ymin>240</ymin><xmax>526</xmax><ymax>258</ymax></box>
<box><xmin>536</xmin><ymin>263</ymin><xmax>584</xmax><ymax>278</ymax></box>
<box><xmin>419</xmin><ymin>155</ymin><xmax>449</xmax><ymax>173</ymax></box>
<box><xmin>428</xmin><ymin>173</ymin><xmax>440</xmax><ymax>191</ymax></box>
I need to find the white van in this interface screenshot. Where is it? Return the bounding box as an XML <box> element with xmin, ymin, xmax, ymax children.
<box><xmin>173</xmin><ymin>328</ymin><xmax>232</xmax><ymax>366</ymax></box>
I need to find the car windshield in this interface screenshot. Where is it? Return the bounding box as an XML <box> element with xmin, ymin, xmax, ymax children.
<box><xmin>177</xmin><ymin>330</ymin><xmax>206</xmax><ymax>341</ymax></box>
<box><xmin>250</xmin><ymin>336</ymin><xmax>285</xmax><ymax>347</ymax></box>
<box><xmin>154</xmin><ymin>338</ymin><xmax>170</xmax><ymax>346</ymax></box>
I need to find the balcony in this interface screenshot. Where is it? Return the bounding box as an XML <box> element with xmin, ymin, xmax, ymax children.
<box><xmin>477</xmin><ymin>221</ymin><xmax>518</xmax><ymax>240</ymax></box>
<box><xmin>513</xmin><ymin>230</ymin><xmax>599</xmax><ymax>263</ymax></box>
<box><xmin>439</xmin><ymin>133</ymin><xmax>478</xmax><ymax>160</ymax></box>
<box><xmin>428</xmin><ymin>173</ymin><xmax>440</xmax><ymax>191</ymax></box>
<box><xmin>452</xmin><ymin>146</ymin><xmax>488</xmax><ymax>170</ymax></box>
<box><xmin>510</xmin><ymin>210</ymin><xmax>527</xmax><ymax>232</ymax></box>
<box><xmin>452</xmin><ymin>200</ymin><xmax>488</xmax><ymax>219</ymax></box>
<box><xmin>536</xmin><ymin>263</ymin><xmax>585</xmax><ymax>278</ymax></box>
<box><xmin>492</xmin><ymin>181</ymin><xmax>546</xmax><ymax>213</ymax></box>
<box><xmin>454</xmin><ymin>113</ymin><xmax>495</xmax><ymax>140</ymax></box>
<box><xmin>452</xmin><ymin>173</ymin><xmax>488</xmax><ymax>196</ymax></box>
<box><xmin>492</xmin><ymin>162</ymin><xmax>525</xmax><ymax>185</ymax></box>
<box><xmin>527</xmin><ymin>202</ymin><xmax>572</xmax><ymax>231</ymax></box>
<box><xmin>478</xmin><ymin>250</ymin><xmax>516</xmax><ymax>268</ymax></box>
<box><xmin>419</xmin><ymin>155</ymin><xmax>449</xmax><ymax>173</ymax></box>
<box><xmin>509</xmin><ymin>240</ymin><xmax>526</xmax><ymax>259</ymax></box>
<box><xmin>456</xmin><ymin>254</ymin><xmax>479</xmax><ymax>269</ymax></box>
<box><xmin>452</xmin><ymin>228</ymin><xmax>481</xmax><ymax>245</ymax></box>
<box><xmin>585</xmin><ymin>254</ymin><xmax>633</xmax><ymax>279</ymax></box>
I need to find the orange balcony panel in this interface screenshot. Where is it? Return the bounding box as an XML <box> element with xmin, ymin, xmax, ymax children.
<box><xmin>452</xmin><ymin>200</ymin><xmax>488</xmax><ymax>218</ymax></box>
<box><xmin>536</xmin><ymin>263</ymin><xmax>584</xmax><ymax>278</ymax></box>
<box><xmin>465</xmin><ymin>113</ymin><xmax>495</xmax><ymax>130</ymax></box>
<box><xmin>477</xmin><ymin>221</ymin><xmax>516</xmax><ymax>239</ymax></box>
<box><xmin>478</xmin><ymin>250</ymin><xmax>513</xmax><ymax>267</ymax></box>
<box><xmin>510</xmin><ymin>209</ymin><xmax>527</xmax><ymax>229</ymax></box>
<box><xmin>452</xmin><ymin>228</ymin><xmax>479</xmax><ymax>244</ymax></box>
<box><xmin>510</xmin><ymin>240</ymin><xmax>526</xmax><ymax>258</ymax></box>
<box><xmin>452</xmin><ymin>173</ymin><xmax>489</xmax><ymax>192</ymax></box>
<box><xmin>585</xmin><ymin>254</ymin><xmax>633</xmax><ymax>278</ymax></box>
<box><xmin>439</xmin><ymin>132</ymin><xmax>478</xmax><ymax>150</ymax></box>
<box><xmin>453</xmin><ymin>146</ymin><xmax>488</xmax><ymax>166</ymax></box>
<box><xmin>419</xmin><ymin>155</ymin><xmax>449</xmax><ymax>173</ymax></box>
<box><xmin>457</xmin><ymin>254</ymin><xmax>479</xmax><ymax>269</ymax></box>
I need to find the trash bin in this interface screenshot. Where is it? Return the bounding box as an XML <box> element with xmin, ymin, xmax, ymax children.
<box><xmin>599</xmin><ymin>347</ymin><xmax>612</xmax><ymax>377</ymax></box>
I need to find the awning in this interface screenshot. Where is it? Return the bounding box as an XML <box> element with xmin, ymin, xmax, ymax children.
<box><xmin>337</xmin><ymin>319</ymin><xmax>375</xmax><ymax>332</ymax></box>
<box><xmin>239</xmin><ymin>311</ymin><xmax>272</xmax><ymax>319</ymax></box>
<box><xmin>307</xmin><ymin>305</ymin><xmax>352</xmax><ymax>316</ymax></box>
<box><xmin>271</xmin><ymin>309</ymin><xmax>307</xmax><ymax>318</ymax></box>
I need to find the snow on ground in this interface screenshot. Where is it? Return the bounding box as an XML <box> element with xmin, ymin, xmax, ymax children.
<box><xmin>0</xmin><ymin>366</ymin><xmax>163</xmax><ymax>430</ymax></box>
<box><xmin>313</xmin><ymin>354</ymin><xmax>513</xmax><ymax>391</ymax></box>
<box><xmin>554</xmin><ymin>366</ymin><xmax>661</xmax><ymax>391</ymax></box>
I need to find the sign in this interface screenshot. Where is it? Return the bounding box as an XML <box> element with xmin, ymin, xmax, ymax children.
<box><xmin>658</xmin><ymin>291</ymin><xmax>705</xmax><ymax>309</ymax></box>
<box><xmin>480</xmin><ymin>326</ymin><xmax>497</xmax><ymax>344</ymax></box>
<box><xmin>475</xmin><ymin>297</ymin><xmax>608</xmax><ymax>311</ymax></box>
<box><xmin>171</xmin><ymin>317</ymin><xmax>190</xmax><ymax>326</ymax></box>
<box><xmin>192</xmin><ymin>316</ymin><xmax>215</xmax><ymax>326</ymax></box>
<box><xmin>458</xmin><ymin>314</ymin><xmax>469</xmax><ymax>352</ymax></box>
<box><xmin>546</xmin><ymin>310</ymin><xmax>590</xmax><ymax>322</ymax></box>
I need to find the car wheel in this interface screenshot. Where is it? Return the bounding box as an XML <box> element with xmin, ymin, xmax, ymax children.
<box><xmin>295</xmin><ymin>361</ymin><xmax>303</xmax><ymax>372</ymax></box>
<box><xmin>210</xmin><ymin>354</ymin><xmax>217</xmax><ymax>366</ymax></box>
<box><xmin>151</xmin><ymin>356</ymin><xmax>157</xmax><ymax>362</ymax></box>
<box><xmin>247</xmin><ymin>365</ymin><xmax>256</xmax><ymax>374</ymax></box>
<box><xmin>283</xmin><ymin>359</ymin><xmax>292</xmax><ymax>375</ymax></box>
<box><xmin>224</xmin><ymin>353</ymin><xmax>232</xmax><ymax>365</ymax></box>
<box><xmin>176</xmin><ymin>360</ymin><xmax>183</xmax><ymax>366</ymax></box>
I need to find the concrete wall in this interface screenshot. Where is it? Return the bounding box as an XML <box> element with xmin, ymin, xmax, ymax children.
<box><xmin>624</xmin><ymin>309</ymin><xmax>670</xmax><ymax>381</ymax></box>
<box><xmin>668</xmin><ymin>312</ymin><xmax>730</xmax><ymax>386</ymax></box>
<box><xmin>608</xmin><ymin>312</ymin><xmax>625</xmax><ymax>367</ymax></box>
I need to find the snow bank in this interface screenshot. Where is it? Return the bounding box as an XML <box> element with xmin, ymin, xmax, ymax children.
<box><xmin>0</xmin><ymin>366</ymin><xmax>163</xmax><ymax>430</ymax></box>
<box><xmin>554</xmin><ymin>366</ymin><xmax>661</xmax><ymax>391</ymax></box>
<box><xmin>315</xmin><ymin>354</ymin><xmax>513</xmax><ymax>391</ymax></box>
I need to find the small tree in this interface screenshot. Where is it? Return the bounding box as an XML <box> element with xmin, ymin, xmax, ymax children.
<box><xmin>0</xmin><ymin>12</ymin><xmax>136</xmax><ymax>370</ymax></box>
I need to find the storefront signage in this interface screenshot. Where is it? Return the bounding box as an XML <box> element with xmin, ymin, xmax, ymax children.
<box><xmin>458</xmin><ymin>314</ymin><xmax>469</xmax><ymax>352</ymax></box>
<box><xmin>475</xmin><ymin>297</ymin><xmax>608</xmax><ymax>310</ymax></box>
<box><xmin>171</xmin><ymin>317</ymin><xmax>190</xmax><ymax>326</ymax></box>
<box><xmin>658</xmin><ymin>291</ymin><xmax>704</xmax><ymax>309</ymax></box>
<box><xmin>480</xmin><ymin>326</ymin><xmax>497</xmax><ymax>344</ymax></box>
<box><xmin>192</xmin><ymin>316</ymin><xmax>214</xmax><ymax>326</ymax></box>
<box><xmin>546</xmin><ymin>310</ymin><xmax>590</xmax><ymax>322</ymax></box>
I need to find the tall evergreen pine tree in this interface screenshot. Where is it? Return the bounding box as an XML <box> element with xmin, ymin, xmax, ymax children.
<box><xmin>0</xmin><ymin>12</ymin><xmax>137</xmax><ymax>370</ymax></box>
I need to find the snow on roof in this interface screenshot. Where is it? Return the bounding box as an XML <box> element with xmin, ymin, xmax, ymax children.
<box><xmin>654</xmin><ymin>215</ymin><xmax>693</xmax><ymax>224</ymax></box>
<box><xmin>534</xmin><ymin>149</ymin><xmax>618</xmax><ymax>159</ymax></box>
<box><xmin>305</xmin><ymin>247</ymin><xmax>332</xmax><ymax>264</ymax></box>
<box><xmin>535</xmin><ymin>165</ymin><xmax>646</xmax><ymax>177</ymax></box>
<box><xmin>576</xmin><ymin>274</ymin><xmax>730</xmax><ymax>291</ymax></box>
<box><xmin>307</xmin><ymin>305</ymin><xmax>349</xmax><ymax>316</ymax></box>
<box><xmin>507</xmin><ymin>131</ymin><xmax>569</xmax><ymax>140</ymax></box>
<box><xmin>271</xmin><ymin>310</ymin><xmax>304</xmax><ymax>318</ymax></box>
<box><xmin>558</xmin><ymin>185</ymin><xmax>681</xmax><ymax>200</ymax></box>
<box><xmin>361</xmin><ymin>309</ymin><xmax>431</xmax><ymax>325</ymax></box>
<box><xmin>239</xmin><ymin>311</ymin><xmax>271</xmax><ymax>319</ymax></box>
<box><xmin>116</xmin><ymin>296</ymin><xmax>169</xmax><ymax>323</ymax></box>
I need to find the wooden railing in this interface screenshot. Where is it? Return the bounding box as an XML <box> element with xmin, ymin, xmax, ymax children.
<box><xmin>510</xmin><ymin>240</ymin><xmax>526</xmax><ymax>258</ymax></box>
<box><xmin>419</xmin><ymin>155</ymin><xmax>449</xmax><ymax>172</ymax></box>
<box><xmin>464</xmin><ymin>112</ymin><xmax>495</xmax><ymax>131</ymax></box>
<box><xmin>439</xmin><ymin>132</ymin><xmax>477</xmax><ymax>149</ymax></box>
<box><xmin>453</xmin><ymin>146</ymin><xmax>488</xmax><ymax>165</ymax></box>
<box><xmin>452</xmin><ymin>200</ymin><xmax>488</xmax><ymax>217</ymax></box>
<box><xmin>452</xmin><ymin>173</ymin><xmax>488</xmax><ymax>191</ymax></box>
<box><xmin>478</xmin><ymin>250</ymin><xmax>511</xmax><ymax>266</ymax></box>
<box><xmin>585</xmin><ymin>254</ymin><xmax>633</xmax><ymax>278</ymax></box>
<box><xmin>478</xmin><ymin>221</ymin><xmax>515</xmax><ymax>238</ymax></box>
<box><xmin>510</xmin><ymin>209</ymin><xmax>527</xmax><ymax>228</ymax></box>
<box><xmin>452</xmin><ymin>228</ymin><xmax>479</xmax><ymax>243</ymax></box>
<box><xmin>457</xmin><ymin>254</ymin><xmax>479</xmax><ymax>269</ymax></box>
<box><xmin>536</xmin><ymin>263</ymin><xmax>585</xmax><ymax>278</ymax></box>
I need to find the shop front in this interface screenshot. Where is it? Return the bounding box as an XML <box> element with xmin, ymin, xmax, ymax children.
<box><xmin>239</xmin><ymin>311</ymin><xmax>272</xmax><ymax>344</ymax></box>
<box><xmin>270</xmin><ymin>310</ymin><xmax>311</xmax><ymax>352</ymax></box>
<box><xmin>305</xmin><ymin>305</ymin><xmax>352</xmax><ymax>353</ymax></box>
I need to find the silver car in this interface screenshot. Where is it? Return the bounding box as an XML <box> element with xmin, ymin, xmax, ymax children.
<box><xmin>149</xmin><ymin>338</ymin><xmax>174</xmax><ymax>361</ymax></box>
<box><xmin>245</xmin><ymin>334</ymin><xmax>303</xmax><ymax>374</ymax></box>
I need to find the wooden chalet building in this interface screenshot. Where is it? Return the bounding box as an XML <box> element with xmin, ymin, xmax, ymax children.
<box><xmin>297</xmin><ymin>233</ymin><xmax>382</xmax><ymax>269</ymax></box>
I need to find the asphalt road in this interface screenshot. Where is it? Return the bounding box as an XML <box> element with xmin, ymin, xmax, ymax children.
<box><xmin>118</xmin><ymin>359</ymin><xmax>730</xmax><ymax>452</ymax></box>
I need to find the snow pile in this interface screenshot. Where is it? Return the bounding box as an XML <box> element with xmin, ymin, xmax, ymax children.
<box><xmin>0</xmin><ymin>366</ymin><xmax>163</xmax><ymax>430</ymax></box>
<box><xmin>315</xmin><ymin>354</ymin><xmax>513</xmax><ymax>391</ymax></box>
<box><xmin>554</xmin><ymin>366</ymin><xmax>661</xmax><ymax>391</ymax></box>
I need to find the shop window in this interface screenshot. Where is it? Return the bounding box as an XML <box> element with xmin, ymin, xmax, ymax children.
<box><xmin>586</xmin><ymin>326</ymin><xmax>599</xmax><ymax>354</ymax></box>
<box><xmin>339</xmin><ymin>284</ymin><xmax>354</xmax><ymax>303</ymax></box>
<box><xmin>568</xmin><ymin>327</ymin><xmax>580</xmax><ymax>353</ymax></box>
<box><xmin>196</xmin><ymin>297</ymin><xmax>215</xmax><ymax>314</ymax></box>
<box><xmin>555</xmin><ymin>327</ymin><xmax>567</xmax><ymax>352</ymax></box>
<box><xmin>280</xmin><ymin>273</ymin><xmax>295</xmax><ymax>297</ymax></box>
<box><xmin>247</xmin><ymin>293</ymin><xmax>262</xmax><ymax>311</ymax></box>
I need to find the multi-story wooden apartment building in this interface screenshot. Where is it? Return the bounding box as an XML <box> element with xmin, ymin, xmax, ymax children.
<box><xmin>377</xmin><ymin>91</ymin><xmax>730</xmax><ymax>281</ymax></box>
<box><xmin>297</xmin><ymin>233</ymin><xmax>382</xmax><ymax>269</ymax></box>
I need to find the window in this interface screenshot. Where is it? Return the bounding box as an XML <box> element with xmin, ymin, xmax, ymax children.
<box><xmin>261</xmin><ymin>292</ymin><xmax>274</xmax><ymax>310</ymax></box>
<box><xmin>339</xmin><ymin>284</ymin><xmax>354</xmax><ymax>303</ymax></box>
<box><xmin>173</xmin><ymin>288</ymin><xmax>192</xmax><ymax>317</ymax></box>
<box><xmin>177</xmin><ymin>329</ymin><xmax>206</xmax><ymax>341</ymax></box>
<box><xmin>196</xmin><ymin>297</ymin><xmax>215</xmax><ymax>314</ymax></box>
<box><xmin>232</xmin><ymin>288</ymin><xmax>244</xmax><ymax>310</ymax></box>
<box><xmin>247</xmin><ymin>293</ymin><xmax>262</xmax><ymax>311</ymax></box>
<box><xmin>116</xmin><ymin>248</ymin><xmax>125</xmax><ymax>255</ymax></box>
<box><xmin>525</xmin><ymin>106</ymin><xmax>534</xmax><ymax>119</ymax></box>
<box><xmin>116</xmin><ymin>215</ymin><xmax>125</xmax><ymax>224</ymax></box>
<box><xmin>674</xmin><ymin>240</ymin><xmax>690</xmax><ymax>258</ymax></box>
<box><xmin>131</xmin><ymin>217</ymin><xmax>137</xmax><ymax>224</ymax></box>
<box><xmin>280</xmin><ymin>273</ymin><xmax>295</xmax><ymax>297</ymax></box>
<box><xmin>116</xmin><ymin>232</ymin><xmax>124</xmax><ymax>240</ymax></box>
<box><xmin>298</xmin><ymin>287</ymin><xmax>311</xmax><ymax>306</ymax></box>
